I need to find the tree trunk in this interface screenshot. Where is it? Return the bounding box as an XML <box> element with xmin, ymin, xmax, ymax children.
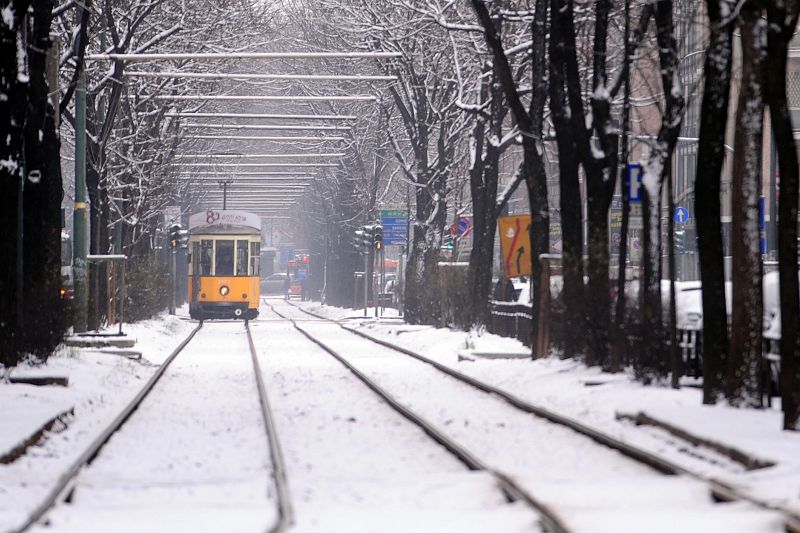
<box><xmin>765</xmin><ymin>0</ymin><xmax>800</xmax><ymax>430</ymax></box>
<box><xmin>0</xmin><ymin>0</ymin><xmax>30</xmax><ymax>364</ymax></box>
<box><xmin>695</xmin><ymin>0</ymin><xmax>735</xmax><ymax>403</ymax></box>
<box><xmin>728</xmin><ymin>2</ymin><xmax>766</xmax><ymax>407</ymax></box>
<box><xmin>21</xmin><ymin>0</ymin><xmax>65</xmax><ymax>358</ymax></box>
<box><xmin>639</xmin><ymin>0</ymin><xmax>684</xmax><ymax>380</ymax></box>
<box><xmin>549</xmin><ymin>0</ymin><xmax>584</xmax><ymax>357</ymax></box>
<box><xmin>525</xmin><ymin>0</ymin><xmax>550</xmax><ymax>357</ymax></box>
<box><xmin>467</xmin><ymin>70</ymin><xmax>501</xmax><ymax>327</ymax></box>
<box><xmin>0</xmin><ymin>0</ymin><xmax>64</xmax><ymax>365</ymax></box>
<box><xmin>470</xmin><ymin>0</ymin><xmax>550</xmax><ymax>350</ymax></box>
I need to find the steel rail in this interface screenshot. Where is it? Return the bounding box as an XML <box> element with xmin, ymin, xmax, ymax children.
<box><xmin>286</xmin><ymin>302</ymin><xmax>800</xmax><ymax>533</ymax></box>
<box><xmin>267</xmin><ymin>303</ymin><xmax>570</xmax><ymax>533</ymax></box>
<box><xmin>9</xmin><ymin>324</ymin><xmax>203</xmax><ymax>533</ymax></box>
<box><xmin>245</xmin><ymin>322</ymin><xmax>293</xmax><ymax>532</ymax></box>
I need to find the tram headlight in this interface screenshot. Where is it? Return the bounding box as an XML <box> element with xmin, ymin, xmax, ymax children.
<box><xmin>219</xmin><ymin>285</ymin><xmax>230</xmax><ymax>296</ymax></box>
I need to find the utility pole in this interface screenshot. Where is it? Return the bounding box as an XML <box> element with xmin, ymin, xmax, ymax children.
<box><xmin>221</xmin><ymin>180</ymin><xmax>229</xmax><ymax>209</ymax></box>
<box><xmin>72</xmin><ymin>29</ymin><xmax>89</xmax><ymax>333</ymax></box>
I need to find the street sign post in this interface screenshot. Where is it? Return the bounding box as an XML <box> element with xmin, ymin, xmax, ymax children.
<box><xmin>380</xmin><ymin>209</ymin><xmax>408</xmax><ymax>245</ymax></box>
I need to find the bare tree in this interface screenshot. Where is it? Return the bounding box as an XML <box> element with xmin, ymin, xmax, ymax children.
<box><xmin>0</xmin><ymin>0</ymin><xmax>66</xmax><ymax>366</ymax></box>
<box><xmin>694</xmin><ymin>0</ymin><xmax>736</xmax><ymax>404</ymax></box>
<box><xmin>727</xmin><ymin>0</ymin><xmax>767</xmax><ymax>406</ymax></box>
<box><xmin>764</xmin><ymin>0</ymin><xmax>800</xmax><ymax>429</ymax></box>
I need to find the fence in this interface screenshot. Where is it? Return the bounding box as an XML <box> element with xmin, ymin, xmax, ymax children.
<box><xmin>489</xmin><ymin>302</ymin><xmax>533</xmax><ymax>347</ymax></box>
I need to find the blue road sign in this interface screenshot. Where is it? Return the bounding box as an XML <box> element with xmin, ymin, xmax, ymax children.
<box><xmin>380</xmin><ymin>209</ymin><xmax>408</xmax><ymax>245</ymax></box>
<box><xmin>674</xmin><ymin>206</ymin><xmax>689</xmax><ymax>225</ymax></box>
<box><xmin>626</xmin><ymin>163</ymin><xmax>643</xmax><ymax>203</ymax></box>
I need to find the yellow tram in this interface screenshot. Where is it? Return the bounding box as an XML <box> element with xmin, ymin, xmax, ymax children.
<box><xmin>187</xmin><ymin>209</ymin><xmax>261</xmax><ymax>321</ymax></box>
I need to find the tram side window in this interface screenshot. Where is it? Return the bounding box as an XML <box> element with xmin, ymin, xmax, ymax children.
<box><xmin>200</xmin><ymin>240</ymin><xmax>213</xmax><ymax>276</ymax></box>
<box><xmin>236</xmin><ymin>240</ymin><xmax>249</xmax><ymax>276</ymax></box>
<box><xmin>216</xmin><ymin>240</ymin><xmax>234</xmax><ymax>276</ymax></box>
<box><xmin>250</xmin><ymin>242</ymin><xmax>261</xmax><ymax>275</ymax></box>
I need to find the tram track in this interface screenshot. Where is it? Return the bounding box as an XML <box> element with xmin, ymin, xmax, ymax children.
<box><xmin>278</xmin><ymin>300</ymin><xmax>800</xmax><ymax>533</ymax></box>
<box><xmin>266</xmin><ymin>303</ymin><xmax>572</xmax><ymax>533</ymax></box>
<box><xmin>244</xmin><ymin>321</ymin><xmax>293</xmax><ymax>533</ymax></box>
<box><xmin>9</xmin><ymin>321</ymin><xmax>292</xmax><ymax>533</ymax></box>
<box><xmin>7</xmin><ymin>323</ymin><xmax>203</xmax><ymax>533</ymax></box>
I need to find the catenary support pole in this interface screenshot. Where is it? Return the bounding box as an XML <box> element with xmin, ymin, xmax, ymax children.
<box><xmin>73</xmin><ymin>58</ymin><xmax>88</xmax><ymax>333</ymax></box>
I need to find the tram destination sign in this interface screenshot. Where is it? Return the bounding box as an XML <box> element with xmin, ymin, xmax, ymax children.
<box><xmin>380</xmin><ymin>209</ymin><xmax>408</xmax><ymax>246</ymax></box>
<box><xmin>189</xmin><ymin>209</ymin><xmax>261</xmax><ymax>231</ymax></box>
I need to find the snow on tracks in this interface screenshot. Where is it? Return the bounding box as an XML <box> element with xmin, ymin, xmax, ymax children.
<box><xmin>249</xmin><ymin>306</ymin><xmax>535</xmax><ymax>533</ymax></box>
<box><xmin>276</xmin><ymin>300</ymin><xmax>787</xmax><ymax>533</ymax></box>
<box><xmin>17</xmin><ymin>322</ymin><xmax>283</xmax><ymax>533</ymax></box>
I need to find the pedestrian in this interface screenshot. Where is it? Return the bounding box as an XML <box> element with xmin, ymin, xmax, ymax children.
<box><xmin>283</xmin><ymin>273</ymin><xmax>291</xmax><ymax>300</ymax></box>
<box><xmin>300</xmin><ymin>272</ymin><xmax>308</xmax><ymax>301</ymax></box>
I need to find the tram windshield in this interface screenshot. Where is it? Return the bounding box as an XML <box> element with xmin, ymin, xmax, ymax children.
<box><xmin>215</xmin><ymin>240</ymin><xmax>234</xmax><ymax>276</ymax></box>
<box><xmin>236</xmin><ymin>240</ymin><xmax>249</xmax><ymax>275</ymax></box>
<box><xmin>250</xmin><ymin>242</ymin><xmax>260</xmax><ymax>275</ymax></box>
<box><xmin>200</xmin><ymin>240</ymin><xmax>213</xmax><ymax>275</ymax></box>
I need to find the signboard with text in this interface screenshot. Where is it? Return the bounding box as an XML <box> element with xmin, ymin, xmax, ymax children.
<box><xmin>188</xmin><ymin>209</ymin><xmax>261</xmax><ymax>231</ymax></box>
<box><xmin>380</xmin><ymin>209</ymin><xmax>408</xmax><ymax>246</ymax></box>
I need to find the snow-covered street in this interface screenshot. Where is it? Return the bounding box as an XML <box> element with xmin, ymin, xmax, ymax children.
<box><xmin>1</xmin><ymin>300</ymin><xmax>798</xmax><ymax>532</ymax></box>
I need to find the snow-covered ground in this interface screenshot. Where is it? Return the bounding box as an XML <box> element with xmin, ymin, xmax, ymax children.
<box><xmin>297</xmin><ymin>299</ymin><xmax>800</xmax><ymax>520</ymax></box>
<box><xmin>272</xmin><ymin>301</ymin><xmax>785</xmax><ymax>532</ymax></box>
<box><xmin>34</xmin><ymin>323</ymin><xmax>275</xmax><ymax>533</ymax></box>
<box><xmin>0</xmin><ymin>314</ymin><xmax>195</xmax><ymax>531</ymax></box>
<box><xmin>2</xmin><ymin>299</ymin><xmax>797</xmax><ymax>532</ymax></box>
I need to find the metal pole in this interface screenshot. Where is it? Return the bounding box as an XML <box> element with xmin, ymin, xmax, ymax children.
<box><xmin>380</xmin><ymin>246</ymin><xmax>385</xmax><ymax>317</ymax></box>
<box><xmin>73</xmin><ymin>57</ymin><xmax>89</xmax><ymax>333</ymax></box>
<box><xmin>363</xmin><ymin>251</ymin><xmax>368</xmax><ymax>317</ymax></box>
<box><xmin>86</xmin><ymin>51</ymin><xmax>403</xmax><ymax>61</ymax></box>
<box><xmin>769</xmin><ymin>133</ymin><xmax>778</xmax><ymax>256</ymax></box>
<box><xmin>170</xmin><ymin>248</ymin><xmax>176</xmax><ymax>315</ymax></box>
<box><xmin>16</xmin><ymin>157</ymin><xmax>24</xmax><ymax>332</ymax></box>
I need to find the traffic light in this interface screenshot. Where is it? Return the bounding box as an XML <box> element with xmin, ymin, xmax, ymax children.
<box><xmin>373</xmin><ymin>225</ymin><xmax>383</xmax><ymax>250</ymax></box>
<box><xmin>674</xmin><ymin>229</ymin><xmax>686</xmax><ymax>252</ymax></box>
<box><xmin>354</xmin><ymin>229</ymin><xmax>369</xmax><ymax>252</ymax></box>
<box><xmin>178</xmin><ymin>228</ymin><xmax>189</xmax><ymax>249</ymax></box>
<box><xmin>169</xmin><ymin>223</ymin><xmax>181</xmax><ymax>250</ymax></box>
<box><xmin>442</xmin><ymin>233</ymin><xmax>454</xmax><ymax>250</ymax></box>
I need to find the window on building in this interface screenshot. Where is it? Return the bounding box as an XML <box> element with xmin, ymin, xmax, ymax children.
<box><xmin>215</xmin><ymin>240</ymin><xmax>234</xmax><ymax>276</ymax></box>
